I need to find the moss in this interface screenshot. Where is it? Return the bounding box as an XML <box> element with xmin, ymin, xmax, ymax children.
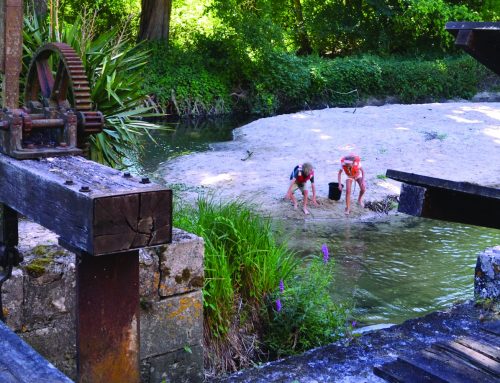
<box><xmin>26</xmin><ymin>256</ymin><xmax>53</xmax><ymax>278</ymax></box>
<box><xmin>25</xmin><ymin>246</ymin><xmax>61</xmax><ymax>278</ymax></box>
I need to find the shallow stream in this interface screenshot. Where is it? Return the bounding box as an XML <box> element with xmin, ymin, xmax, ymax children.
<box><xmin>134</xmin><ymin>117</ymin><xmax>500</xmax><ymax>327</ymax></box>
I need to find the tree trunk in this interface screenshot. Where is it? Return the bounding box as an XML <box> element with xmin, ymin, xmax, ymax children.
<box><xmin>138</xmin><ymin>0</ymin><xmax>173</xmax><ymax>42</ymax></box>
<box><xmin>291</xmin><ymin>0</ymin><xmax>312</xmax><ymax>55</ymax></box>
<box><xmin>33</xmin><ymin>0</ymin><xmax>48</xmax><ymax>17</ymax></box>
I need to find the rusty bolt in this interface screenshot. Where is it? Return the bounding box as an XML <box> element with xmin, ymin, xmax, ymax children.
<box><xmin>79</xmin><ymin>186</ymin><xmax>91</xmax><ymax>193</ymax></box>
<box><xmin>64</xmin><ymin>180</ymin><xmax>74</xmax><ymax>185</ymax></box>
<box><xmin>140</xmin><ymin>177</ymin><xmax>150</xmax><ymax>184</ymax></box>
<box><xmin>123</xmin><ymin>172</ymin><xmax>131</xmax><ymax>178</ymax></box>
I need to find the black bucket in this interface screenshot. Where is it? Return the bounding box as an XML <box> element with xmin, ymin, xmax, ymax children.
<box><xmin>328</xmin><ymin>182</ymin><xmax>343</xmax><ymax>201</ymax></box>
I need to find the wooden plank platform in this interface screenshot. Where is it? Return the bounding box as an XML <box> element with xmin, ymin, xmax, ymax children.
<box><xmin>0</xmin><ymin>320</ymin><xmax>73</xmax><ymax>382</ymax></box>
<box><xmin>386</xmin><ymin>169</ymin><xmax>500</xmax><ymax>230</ymax></box>
<box><xmin>374</xmin><ymin>321</ymin><xmax>500</xmax><ymax>383</ymax></box>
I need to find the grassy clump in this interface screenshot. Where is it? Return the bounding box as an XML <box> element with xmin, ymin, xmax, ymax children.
<box><xmin>174</xmin><ymin>197</ymin><xmax>352</xmax><ymax>373</ymax></box>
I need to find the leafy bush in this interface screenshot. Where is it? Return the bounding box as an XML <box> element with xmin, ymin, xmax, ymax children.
<box><xmin>142</xmin><ymin>42</ymin><xmax>231</xmax><ymax>117</ymax></box>
<box><xmin>263</xmin><ymin>245</ymin><xmax>352</xmax><ymax>358</ymax></box>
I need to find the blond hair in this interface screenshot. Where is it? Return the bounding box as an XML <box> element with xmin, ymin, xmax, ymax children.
<box><xmin>302</xmin><ymin>162</ymin><xmax>313</xmax><ymax>176</ymax></box>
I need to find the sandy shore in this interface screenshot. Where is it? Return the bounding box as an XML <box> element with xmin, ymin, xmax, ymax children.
<box><xmin>159</xmin><ymin>102</ymin><xmax>500</xmax><ymax>220</ymax></box>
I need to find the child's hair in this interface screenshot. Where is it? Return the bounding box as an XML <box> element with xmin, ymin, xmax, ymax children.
<box><xmin>302</xmin><ymin>162</ymin><xmax>313</xmax><ymax>176</ymax></box>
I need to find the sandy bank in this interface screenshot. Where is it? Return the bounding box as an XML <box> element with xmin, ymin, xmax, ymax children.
<box><xmin>159</xmin><ymin>102</ymin><xmax>500</xmax><ymax>220</ymax></box>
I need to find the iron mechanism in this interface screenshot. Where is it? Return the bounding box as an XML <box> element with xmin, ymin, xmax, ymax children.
<box><xmin>0</xmin><ymin>42</ymin><xmax>103</xmax><ymax>159</ymax></box>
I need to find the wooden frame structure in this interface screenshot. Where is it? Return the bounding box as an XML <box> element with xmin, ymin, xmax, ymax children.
<box><xmin>0</xmin><ymin>1</ymin><xmax>173</xmax><ymax>382</ymax></box>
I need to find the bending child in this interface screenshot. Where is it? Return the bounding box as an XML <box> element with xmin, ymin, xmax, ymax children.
<box><xmin>338</xmin><ymin>154</ymin><xmax>366</xmax><ymax>215</ymax></box>
<box><xmin>285</xmin><ymin>162</ymin><xmax>319</xmax><ymax>215</ymax></box>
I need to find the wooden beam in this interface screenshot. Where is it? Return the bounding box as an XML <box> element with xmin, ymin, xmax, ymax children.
<box><xmin>76</xmin><ymin>250</ymin><xmax>140</xmax><ymax>383</ymax></box>
<box><xmin>0</xmin><ymin>153</ymin><xmax>172</xmax><ymax>255</ymax></box>
<box><xmin>445</xmin><ymin>21</ymin><xmax>500</xmax><ymax>76</ymax></box>
<box><xmin>2</xmin><ymin>0</ymin><xmax>23</xmax><ymax>108</ymax></box>
<box><xmin>386</xmin><ymin>169</ymin><xmax>500</xmax><ymax>229</ymax></box>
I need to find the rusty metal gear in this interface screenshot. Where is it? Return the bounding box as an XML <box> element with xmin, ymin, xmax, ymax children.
<box><xmin>24</xmin><ymin>42</ymin><xmax>104</xmax><ymax>148</ymax></box>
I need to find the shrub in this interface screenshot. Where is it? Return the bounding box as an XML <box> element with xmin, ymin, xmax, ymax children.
<box><xmin>263</xmin><ymin>244</ymin><xmax>352</xmax><ymax>358</ymax></box>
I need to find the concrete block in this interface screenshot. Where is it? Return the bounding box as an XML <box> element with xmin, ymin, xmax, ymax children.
<box><xmin>141</xmin><ymin>290</ymin><xmax>203</xmax><ymax>359</ymax></box>
<box><xmin>158</xmin><ymin>229</ymin><xmax>204</xmax><ymax>297</ymax></box>
<box><xmin>474</xmin><ymin>246</ymin><xmax>500</xmax><ymax>300</ymax></box>
<box><xmin>141</xmin><ymin>344</ymin><xmax>204</xmax><ymax>383</ymax></box>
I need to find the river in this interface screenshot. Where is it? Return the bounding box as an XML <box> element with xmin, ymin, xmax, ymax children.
<box><xmin>132</xmin><ymin>116</ymin><xmax>500</xmax><ymax>327</ymax></box>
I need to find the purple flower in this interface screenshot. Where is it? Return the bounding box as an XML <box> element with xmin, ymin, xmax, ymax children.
<box><xmin>279</xmin><ymin>279</ymin><xmax>284</xmax><ymax>293</ymax></box>
<box><xmin>322</xmin><ymin>244</ymin><xmax>329</xmax><ymax>263</ymax></box>
<box><xmin>352</xmin><ymin>321</ymin><xmax>357</xmax><ymax>327</ymax></box>
<box><xmin>276</xmin><ymin>299</ymin><xmax>282</xmax><ymax>312</ymax></box>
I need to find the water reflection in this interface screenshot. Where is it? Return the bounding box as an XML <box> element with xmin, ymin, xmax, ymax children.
<box><xmin>281</xmin><ymin>215</ymin><xmax>500</xmax><ymax>326</ymax></box>
<box><xmin>129</xmin><ymin>115</ymin><xmax>257</xmax><ymax>175</ymax></box>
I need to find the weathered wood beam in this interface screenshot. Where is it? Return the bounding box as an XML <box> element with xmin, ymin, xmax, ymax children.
<box><xmin>0</xmin><ymin>320</ymin><xmax>73</xmax><ymax>382</ymax></box>
<box><xmin>2</xmin><ymin>0</ymin><xmax>24</xmax><ymax>108</ymax></box>
<box><xmin>0</xmin><ymin>153</ymin><xmax>172</xmax><ymax>255</ymax></box>
<box><xmin>77</xmin><ymin>250</ymin><xmax>139</xmax><ymax>383</ymax></box>
<box><xmin>445</xmin><ymin>21</ymin><xmax>500</xmax><ymax>76</ymax></box>
<box><xmin>386</xmin><ymin>169</ymin><xmax>500</xmax><ymax>230</ymax></box>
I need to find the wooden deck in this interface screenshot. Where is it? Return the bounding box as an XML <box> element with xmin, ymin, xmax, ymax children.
<box><xmin>374</xmin><ymin>320</ymin><xmax>500</xmax><ymax>382</ymax></box>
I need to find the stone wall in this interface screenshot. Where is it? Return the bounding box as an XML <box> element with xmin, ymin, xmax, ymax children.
<box><xmin>1</xmin><ymin>221</ymin><xmax>204</xmax><ymax>383</ymax></box>
<box><xmin>475</xmin><ymin>245</ymin><xmax>500</xmax><ymax>300</ymax></box>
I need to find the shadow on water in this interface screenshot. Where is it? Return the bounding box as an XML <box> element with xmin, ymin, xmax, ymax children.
<box><xmin>280</xmin><ymin>215</ymin><xmax>500</xmax><ymax>327</ymax></box>
<box><xmin>129</xmin><ymin>115</ymin><xmax>500</xmax><ymax>329</ymax></box>
<box><xmin>128</xmin><ymin>114</ymin><xmax>257</xmax><ymax>175</ymax></box>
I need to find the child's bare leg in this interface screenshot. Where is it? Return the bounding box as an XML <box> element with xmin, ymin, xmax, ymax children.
<box><xmin>345</xmin><ymin>179</ymin><xmax>353</xmax><ymax>214</ymax></box>
<box><xmin>302</xmin><ymin>190</ymin><xmax>310</xmax><ymax>215</ymax></box>
<box><xmin>290</xmin><ymin>193</ymin><xmax>298</xmax><ymax>209</ymax></box>
<box><xmin>357</xmin><ymin>178</ymin><xmax>366</xmax><ymax>207</ymax></box>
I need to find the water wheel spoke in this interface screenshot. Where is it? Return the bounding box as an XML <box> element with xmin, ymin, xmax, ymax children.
<box><xmin>35</xmin><ymin>59</ymin><xmax>54</xmax><ymax>99</ymax></box>
<box><xmin>51</xmin><ymin>59</ymin><xmax>70</xmax><ymax>104</ymax></box>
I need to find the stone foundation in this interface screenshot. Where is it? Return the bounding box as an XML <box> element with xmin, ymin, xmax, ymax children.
<box><xmin>1</xmin><ymin>221</ymin><xmax>204</xmax><ymax>383</ymax></box>
<box><xmin>474</xmin><ymin>245</ymin><xmax>500</xmax><ymax>300</ymax></box>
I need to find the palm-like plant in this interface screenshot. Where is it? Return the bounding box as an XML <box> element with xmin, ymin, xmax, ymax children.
<box><xmin>23</xmin><ymin>7</ymin><xmax>162</xmax><ymax>167</ymax></box>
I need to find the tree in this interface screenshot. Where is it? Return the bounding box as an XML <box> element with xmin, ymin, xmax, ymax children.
<box><xmin>138</xmin><ymin>0</ymin><xmax>173</xmax><ymax>41</ymax></box>
<box><xmin>291</xmin><ymin>0</ymin><xmax>312</xmax><ymax>55</ymax></box>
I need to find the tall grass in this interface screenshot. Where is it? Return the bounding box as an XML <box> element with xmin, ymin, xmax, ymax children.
<box><xmin>174</xmin><ymin>196</ymin><xmax>298</xmax><ymax>371</ymax></box>
<box><xmin>174</xmin><ymin>196</ymin><xmax>353</xmax><ymax>374</ymax></box>
<box><xmin>175</xmin><ymin>197</ymin><xmax>297</xmax><ymax>334</ymax></box>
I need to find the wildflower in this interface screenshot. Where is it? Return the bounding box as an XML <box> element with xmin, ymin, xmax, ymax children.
<box><xmin>279</xmin><ymin>279</ymin><xmax>284</xmax><ymax>293</ymax></box>
<box><xmin>352</xmin><ymin>320</ymin><xmax>357</xmax><ymax>327</ymax></box>
<box><xmin>276</xmin><ymin>298</ymin><xmax>282</xmax><ymax>312</ymax></box>
<box><xmin>322</xmin><ymin>244</ymin><xmax>329</xmax><ymax>263</ymax></box>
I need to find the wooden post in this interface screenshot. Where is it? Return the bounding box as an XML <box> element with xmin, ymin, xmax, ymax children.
<box><xmin>2</xmin><ymin>0</ymin><xmax>23</xmax><ymax>108</ymax></box>
<box><xmin>76</xmin><ymin>250</ymin><xmax>140</xmax><ymax>383</ymax></box>
<box><xmin>0</xmin><ymin>153</ymin><xmax>173</xmax><ymax>382</ymax></box>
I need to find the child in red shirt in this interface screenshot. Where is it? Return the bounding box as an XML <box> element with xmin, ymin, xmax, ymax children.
<box><xmin>338</xmin><ymin>154</ymin><xmax>366</xmax><ymax>215</ymax></box>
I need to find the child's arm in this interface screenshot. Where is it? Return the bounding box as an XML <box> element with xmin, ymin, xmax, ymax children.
<box><xmin>285</xmin><ymin>179</ymin><xmax>296</xmax><ymax>198</ymax></box>
<box><xmin>311</xmin><ymin>182</ymin><xmax>319</xmax><ymax>205</ymax></box>
<box><xmin>337</xmin><ymin>169</ymin><xmax>343</xmax><ymax>190</ymax></box>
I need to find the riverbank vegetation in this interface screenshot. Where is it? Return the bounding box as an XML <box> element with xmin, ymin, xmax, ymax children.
<box><xmin>174</xmin><ymin>196</ymin><xmax>352</xmax><ymax>374</ymax></box>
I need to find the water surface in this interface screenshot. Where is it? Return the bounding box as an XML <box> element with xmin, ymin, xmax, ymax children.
<box><xmin>282</xmin><ymin>215</ymin><xmax>500</xmax><ymax>326</ymax></box>
<box><xmin>134</xmin><ymin>117</ymin><xmax>500</xmax><ymax>327</ymax></box>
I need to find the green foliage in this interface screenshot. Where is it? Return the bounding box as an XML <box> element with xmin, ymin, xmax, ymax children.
<box><xmin>390</xmin><ymin>0</ymin><xmax>481</xmax><ymax>54</ymax></box>
<box><xmin>263</xmin><ymin>251</ymin><xmax>352</xmax><ymax>358</ymax></box>
<box><xmin>23</xmin><ymin>8</ymin><xmax>162</xmax><ymax>167</ymax></box>
<box><xmin>173</xmin><ymin>196</ymin><xmax>298</xmax><ymax>339</ymax></box>
<box><xmin>142</xmin><ymin>42</ymin><xmax>231</xmax><ymax>117</ymax></box>
<box><xmin>379</xmin><ymin>55</ymin><xmax>488</xmax><ymax>103</ymax></box>
<box><xmin>58</xmin><ymin>0</ymin><xmax>141</xmax><ymax>37</ymax></box>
